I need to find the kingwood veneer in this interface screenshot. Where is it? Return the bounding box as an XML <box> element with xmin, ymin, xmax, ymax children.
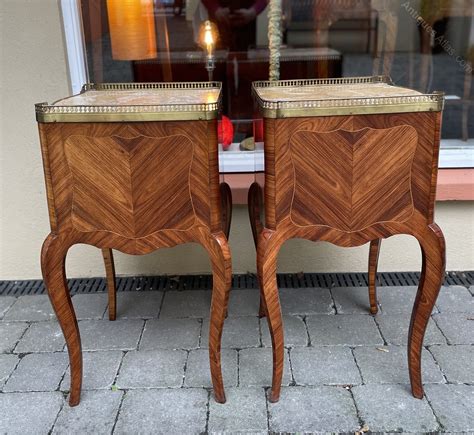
<box><xmin>251</xmin><ymin>76</ymin><xmax>445</xmax><ymax>402</ymax></box>
<box><xmin>36</xmin><ymin>82</ymin><xmax>231</xmax><ymax>406</ymax></box>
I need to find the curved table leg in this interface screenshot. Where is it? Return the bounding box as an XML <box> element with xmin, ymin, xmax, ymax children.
<box><xmin>368</xmin><ymin>239</ymin><xmax>381</xmax><ymax>314</ymax></box>
<box><xmin>408</xmin><ymin>223</ymin><xmax>445</xmax><ymax>398</ymax></box>
<box><xmin>258</xmin><ymin>228</ymin><xmax>285</xmax><ymax>403</ymax></box>
<box><xmin>200</xmin><ymin>230</ymin><xmax>232</xmax><ymax>403</ymax></box>
<box><xmin>101</xmin><ymin>248</ymin><xmax>117</xmax><ymax>321</ymax></box>
<box><xmin>220</xmin><ymin>182</ymin><xmax>232</xmax><ymax>240</ymax></box>
<box><xmin>248</xmin><ymin>182</ymin><xmax>267</xmax><ymax>318</ymax></box>
<box><xmin>41</xmin><ymin>233</ymin><xmax>82</xmax><ymax>406</ymax></box>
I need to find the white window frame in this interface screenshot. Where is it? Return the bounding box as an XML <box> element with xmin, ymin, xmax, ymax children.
<box><xmin>60</xmin><ymin>0</ymin><xmax>473</xmax><ymax>170</ymax></box>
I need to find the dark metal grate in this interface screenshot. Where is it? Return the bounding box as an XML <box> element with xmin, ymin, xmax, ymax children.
<box><xmin>0</xmin><ymin>271</ymin><xmax>472</xmax><ymax>297</ymax></box>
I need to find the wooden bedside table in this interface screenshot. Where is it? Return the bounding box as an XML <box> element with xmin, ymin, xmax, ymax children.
<box><xmin>251</xmin><ymin>76</ymin><xmax>445</xmax><ymax>402</ymax></box>
<box><xmin>36</xmin><ymin>82</ymin><xmax>232</xmax><ymax>406</ymax></box>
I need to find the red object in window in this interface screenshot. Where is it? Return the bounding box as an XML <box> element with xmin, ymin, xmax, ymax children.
<box><xmin>218</xmin><ymin>115</ymin><xmax>233</xmax><ymax>150</ymax></box>
<box><xmin>253</xmin><ymin>118</ymin><xmax>264</xmax><ymax>142</ymax></box>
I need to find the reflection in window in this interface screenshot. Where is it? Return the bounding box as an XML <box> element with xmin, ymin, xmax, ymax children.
<box><xmin>80</xmin><ymin>0</ymin><xmax>473</xmax><ymax>149</ymax></box>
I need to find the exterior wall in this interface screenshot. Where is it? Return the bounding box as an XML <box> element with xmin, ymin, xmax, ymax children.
<box><xmin>0</xmin><ymin>1</ymin><xmax>473</xmax><ymax>280</ymax></box>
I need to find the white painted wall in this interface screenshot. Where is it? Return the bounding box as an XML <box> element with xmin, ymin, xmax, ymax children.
<box><xmin>0</xmin><ymin>1</ymin><xmax>473</xmax><ymax>280</ymax></box>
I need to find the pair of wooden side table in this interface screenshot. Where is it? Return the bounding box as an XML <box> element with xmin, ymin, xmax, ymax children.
<box><xmin>36</xmin><ymin>76</ymin><xmax>445</xmax><ymax>407</ymax></box>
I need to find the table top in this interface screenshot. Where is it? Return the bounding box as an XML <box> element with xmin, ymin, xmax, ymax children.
<box><xmin>36</xmin><ymin>82</ymin><xmax>222</xmax><ymax>123</ymax></box>
<box><xmin>252</xmin><ymin>76</ymin><xmax>444</xmax><ymax>118</ymax></box>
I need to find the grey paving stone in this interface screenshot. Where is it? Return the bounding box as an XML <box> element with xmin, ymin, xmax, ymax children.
<box><xmin>184</xmin><ymin>348</ymin><xmax>237</xmax><ymax>388</ymax></box>
<box><xmin>433</xmin><ymin>313</ymin><xmax>474</xmax><ymax>344</ymax></box>
<box><xmin>3</xmin><ymin>295</ymin><xmax>56</xmax><ymax>322</ymax></box>
<box><xmin>261</xmin><ymin>315</ymin><xmax>308</xmax><ymax>347</ymax></box>
<box><xmin>114</xmin><ymin>388</ymin><xmax>208</xmax><ymax>434</ymax></box>
<box><xmin>0</xmin><ymin>391</ymin><xmax>63</xmax><ymax>435</ymax></box>
<box><xmin>429</xmin><ymin>345</ymin><xmax>474</xmax><ymax>383</ymax></box>
<box><xmin>470</xmin><ymin>285</ymin><xmax>474</xmax><ymax>296</ymax></box>
<box><xmin>306</xmin><ymin>314</ymin><xmax>383</xmax><ymax>346</ymax></box>
<box><xmin>160</xmin><ymin>290</ymin><xmax>211</xmax><ymax>318</ymax></box>
<box><xmin>291</xmin><ymin>347</ymin><xmax>362</xmax><ymax>385</ymax></box>
<box><xmin>332</xmin><ymin>286</ymin><xmax>377</xmax><ymax>314</ymax></box>
<box><xmin>139</xmin><ymin>318</ymin><xmax>201</xmax><ymax>350</ymax></box>
<box><xmin>227</xmin><ymin>289</ymin><xmax>260</xmax><ymax>316</ymax></box>
<box><xmin>375</xmin><ymin>313</ymin><xmax>446</xmax><ymax>345</ymax></box>
<box><xmin>352</xmin><ymin>384</ymin><xmax>439</xmax><ymax>432</ymax></box>
<box><xmin>201</xmin><ymin>316</ymin><xmax>260</xmax><ymax>348</ymax></box>
<box><xmin>0</xmin><ymin>296</ymin><xmax>17</xmax><ymax>319</ymax></box>
<box><xmin>239</xmin><ymin>347</ymin><xmax>292</xmax><ymax>387</ymax></box>
<box><xmin>0</xmin><ymin>354</ymin><xmax>19</xmax><ymax>388</ymax></box>
<box><xmin>53</xmin><ymin>389</ymin><xmax>123</xmax><ymax>435</ymax></box>
<box><xmin>15</xmin><ymin>321</ymin><xmax>65</xmax><ymax>353</ymax></box>
<box><xmin>268</xmin><ymin>386</ymin><xmax>359</xmax><ymax>433</ymax></box>
<box><xmin>435</xmin><ymin>285</ymin><xmax>474</xmax><ymax>313</ymax></box>
<box><xmin>378</xmin><ymin>286</ymin><xmax>438</xmax><ymax>314</ymax></box>
<box><xmin>61</xmin><ymin>350</ymin><xmax>123</xmax><ymax>391</ymax></box>
<box><xmin>425</xmin><ymin>384</ymin><xmax>474</xmax><ymax>432</ymax></box>
<box><xmin>71</xmin><ymin>293</ymin><xmax>108</xmax><ymax>319</ymax></box>
<box><xmin>279</xmin><ymin>287</ymin><xmax>334</xmax><ymax>315</ymax></box>
<box><xmin>114</xmin><ymin>291</ymin><xmax>163</xmax><ymax>319</ymax></box>
<box><xmin>0</xmin><ymin>322</ymin><xmax>28</xmax><ymax>353</ymax></box>
<box><xmin>208</xmin><ymin>387</ymin><xmax>267</xmax><ymax>432</ymax></box>
<box><xmin>4</xmin><ymin>352</ymin><xmax>68</xmax><ymax>392</ymax></box>
<box><xmin>353</xmin><ymin>346</ymin><xmax>444</xmax><ymax>384</ymax></box>
<box><xmin>79</xmin><ymin>319</ymin><xmax>144</xmax><ymax>351</ymax></box>
<box><xmin>115</xmin><ymin>349</ymin><xmax>187</xmax><ymax>388</ymax></box>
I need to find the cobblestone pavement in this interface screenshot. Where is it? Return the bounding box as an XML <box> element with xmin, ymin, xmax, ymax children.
<box><xmin>0</xmin><ymin>285</ymin><xmax>473</xmax><ymax>433</ymax></box>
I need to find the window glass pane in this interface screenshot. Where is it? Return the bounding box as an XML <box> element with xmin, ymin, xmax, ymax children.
<box><xmin>80</xmin><ymin>0</ymin><xmax>474</xmax><ymax>165</ymax></box>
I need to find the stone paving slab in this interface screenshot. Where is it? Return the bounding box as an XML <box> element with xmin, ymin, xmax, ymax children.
<box><xmin>353</xmin><ymin>346</ymin><xmax>444</xmax><ymax>384</ymax></box>
<box><xmin>435</xmin><ymin>285</ymin><xmax>474</xmax><ymax>313</ymax></box>
<box><xmin>331</xmin><ymin>286</ymin><xmax>376</xmax><ymax>314</ymax></box>
<box><xmin>208</xmin><ymin>387</ymin><xmax>268</xmax><ymax>432</ymax></box>
<box><xmin>226</xmin><ymin>289</ymin><xmax>260</xmax><ymax>316</ymax></box>
<box><xmin>306</xmin><ymin>314</ymin><xmax>384</xmax><ymax>346</ymax></box>
<box><xmin>290</xmin><ymin>346</ymin><xmax>362</xmax><ymax>386</ymax></box>
<box><xmin>201</xmin><ymin>316</ymin><xmax>260</xmax><ymax>348</ymax></box>
<box><xmin>279</xmin><ymin>287</ymin><xmax>334</xmax><ymax>315</ymax></box>
<box><xmin>3</xmin><ymin>352</ymin><xmax>68</xmax><ymax>392</ymax></box>
<box><xmin>425</xmin><ymin>384</ymin><xmax>474</xmax><ymax>432</ymax></box>
<box><xmin>61</xmin><ymin>351</ymin><xmax>123</xmax><ymax>391</ymax></box>
<box><xmin>71</xmin><ymin>293</ymin><xmax>108</xmax><ymax>320</ymax></box>
<box><xmin>261</xmin><ymin>315</ymin><xmax>308</xmax><ymax>347</ymax></box>
<box><xmin>428</xmin><ymin>344</ymin><xmax>474</xmax><ymax>383</ymax></box>
<box><xmin>115</xmin><ymin>349</ymin><xmax>187</xmax><ymax>389</ymax></box>
<box><xmin>375</xmin><ymin>313</ymin><xmax>446</xmax><ymax>345</ymax></box>
<box><xmin>79</xmin><ymin>319</ymin><xmax>144</xmax><ymax>351</ymax></box>
<box><xmin>160</xmin><ymin>290</ymin><xmax>211</xmax><ymax>318</ymax></box>
<box><xmin>433</xmin><ymin>313</ymin><xmax>474</xmax><ymax>344</ymax></box>
<box><xmin>239</xmin><ymin>347</ymin><xmax>292</xmax><ymax>387</ymax></box>
<box><xmin>139</xmin><ymin>318</ymin><xmax>201</xmax><ymax>350</ymax></box>
<box><xmin>114</xmin><ymin>388</ymin><xmax>208</xmax><ymax>434</ymax></box>
<box><xmin>113</xmin><ymin>291</ymin><xmax>163</xmax><ymax>319</ymax></box>
<box><xmin>3</xmin><ymin>295</ymin><xmax>56</xmax><ymax>322</ymax></box>
<box><xmin>352</xmin><ymin>384</ymin><xmax>439</xmax><ymax>432</ymax></box>
<box><xmin>52</xmin><ymin>390</ymin><xmax>123</xmax><ymax>435</ymax></box>
<box><xmin>0</xmin><ymin>322</ymin><xmax>28</xmax><ymax>353</ymax></box>
<box><xmin>0</xmin><ymin>391</ymin><xmax>63</xmax><ymax>434</ymax></box>
<box><xmin>268</xmin><ymin>386</ymin><xmax>360</xmax><ymax>433</ymax></box>
<box><xmin>14</xmin><ymin>321</ymin><xmax>65</xmax><ymax>353</ymax></box>
<box><xmin>0</xmin><ymin>296</ymin><xmax>17</xmax><ymax>319</ymax></box>
<box><xmin>184</xmin><ymin>348</ymin><xmax>238</xmax><ymax>388</ymax></box>
<box><xmin>0</xmin><ymin>354</ymin><xmax>19</xmax><ymax>388</ymax></box>
<box><xmin>377</xmin><ymin>286</ymin><xmax>438</xmax><ymax>314</ymax></box>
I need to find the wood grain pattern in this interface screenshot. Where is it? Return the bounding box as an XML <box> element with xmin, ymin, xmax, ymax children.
<box><xmin>38</xmin><ymin>120</ymin><xmax>231</xmax><ymax>406</ymax></box>
<box><xmin>101</xmin><ymin>248</ymin><xmax>117</xmax><ymax>321</ymax></box>
<box><xmin>368</xmin><ymin>239</ymin><xmax>381</xmax><ymax>314</ymax></box>
<box><xmin>255</xmin><ymin>111</ymin><xmax>445</xmax><ymax>402</ymax></box>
